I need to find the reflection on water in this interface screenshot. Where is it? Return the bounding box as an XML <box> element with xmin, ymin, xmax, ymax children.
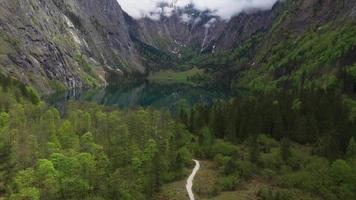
<box><xmin>47</xmin><ymin>82</ymin><xmax>236</xmax><ymax>112</ymax></box>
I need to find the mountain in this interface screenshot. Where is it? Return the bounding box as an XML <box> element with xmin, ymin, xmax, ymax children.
<box><xmin>0</xmin><ymin>0</ymin><xmax>145</xmax><ymax>93</ymax></box>
<box><xmin>229</xmin><ymin>0</ymin><xmax>356</xmax><ymax>92</ymax></box>
<box><xmin>0</xmin><ymin>0</ymin><xmax>283</xmax><ymax>93</ymax></box>
<box><xmin>129</xmin><ymin>2</ymin><xmax>280</xmax><ymax>59</ymax></box>
<box><xmin>0</xmin><ymin>0</ymin><xmax>355</xmax><ymax>93</ymax></box>
<box><xmin>171</xmin><ymin>0</ymin><xmax>356</xmax><ymax>92</ymax></box>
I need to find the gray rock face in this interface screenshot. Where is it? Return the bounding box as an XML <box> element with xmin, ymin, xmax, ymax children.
<box><xmin>0</xmin><ymin>0</ymin><xmax>85</xmax><ymax>93</ymax></box>
<box><xmin>0</xmin><ymin>0</ymin><xmax>144</xmax><ymax>93</ymax></box>
<box><xmin>66</xmin><ymin>0</ymin><xmax>144</xmax><ymax>72</ymax></box>
<box><xmin>0</xmin><ymin>0</ymin><xmax>354</xmax><ymax>93</ymax></box>
<box><xmin>132</xmin><ymin>5</ymin><xmax>278</xmax><ymax>55</ymax></box>
<box><xmin>216</xmin><ymin>10</ymin><xmax>278</xmax><ymax>50</ymax></box>
<box><xmin>134</xmin><ymin>9</ymin><xmax>227</xmax><ymax>54</ymax></box>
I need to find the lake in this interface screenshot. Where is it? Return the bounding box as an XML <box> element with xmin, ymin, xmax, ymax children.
<box><xmin>47</xmin><ymin>82</ymin><xmax>237</xmax><ymax>113</ymax></box>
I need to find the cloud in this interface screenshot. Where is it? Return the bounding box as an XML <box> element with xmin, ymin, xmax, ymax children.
<box><xmin>117</xmin><ymin>0</ymin><xmax>280</xmax><ymax>20</ymax></box>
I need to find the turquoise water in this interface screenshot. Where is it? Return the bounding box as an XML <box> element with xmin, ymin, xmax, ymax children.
<box><xmin>47</xmin><ymin>82</ymin><xmax>236</xmax><ymax>111</ymax></box>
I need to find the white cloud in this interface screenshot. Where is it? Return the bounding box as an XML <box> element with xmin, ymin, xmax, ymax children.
<box><xmin>204</xmin><ymin>18</ymin><xmax>217</xmax><ymax>28</ymax></box>
<box><xmin>117</xmin><ymin>0</ymin><xmax>280</xmax><ymax>20</ymax></box>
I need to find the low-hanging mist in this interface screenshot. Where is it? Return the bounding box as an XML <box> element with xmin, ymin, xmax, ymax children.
<box><xmin>117</xmin><ymin>0</ymin><xmax>281</xmax><ymax>20</ymax></box>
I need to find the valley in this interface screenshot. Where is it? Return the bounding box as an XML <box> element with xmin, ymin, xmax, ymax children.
<box><xmin>0</xmin><ymin>0</ymin><xmax>356</xmax><ymax>200</ymax></box>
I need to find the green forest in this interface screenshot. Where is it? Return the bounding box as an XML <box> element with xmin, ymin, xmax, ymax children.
<box><xmin>1</xmin><ymin>74</ymin><xmax>356</xmax><ymax>200</ymax></box>
<box><xmin>0</xmin><ymin>80</ymin><xmax>193</xmax><ymax>200</ymax></box>
<box><xmin>0</xmin><ymin>0</ymin><xmax>356</xmax><ymax>199</ymax></box>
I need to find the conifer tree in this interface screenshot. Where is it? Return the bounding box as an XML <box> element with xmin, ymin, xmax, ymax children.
<box><xmin>346</xmin><ymin>137</ymin><xmax>356</xmax><ymax>160</ymax></box>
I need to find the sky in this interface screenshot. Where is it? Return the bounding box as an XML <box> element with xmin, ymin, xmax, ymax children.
<box><xmin>117</xmin><ymin>0</ymin><xmax>280</xmax><ymax>20</ymax></box>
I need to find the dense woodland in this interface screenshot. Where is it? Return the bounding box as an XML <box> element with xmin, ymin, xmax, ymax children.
<box><xmin>184</xmin><ymin>22</ymin><xmax>356</xmax><ymax>93</ymax></box>
<box><xmin>0</xmin><ymin>10</ymin><xmax>356</xmax><ymax>200</ymax></box>
<box><xmin>0</xmin><ymin>0</ymin><xmax>355</xmax><ymax>199</ymax></box>
<box><xmin>178</xmin><ymin>89</ymin><xmax>356</xmax><ymax>199</ymax></box>
<box><xmin>0</xmin><ymin>77</ymin><xmax>193</xmax><ymax>200</ymax></box>
<box><xmin>1</xmin><ymin>75</ymin><xmax>356</xmax><ymax>200</ymax></box>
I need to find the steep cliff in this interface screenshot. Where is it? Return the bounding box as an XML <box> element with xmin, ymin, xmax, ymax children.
<box><xmin>0</xmin><ymin>0</ymin><xmax>355</xmax><ymax>93</ymax></box>
<box><xmin>0</xmin><ymin>0</ymin><xmax>145</xmax><ymax>93</ymax></box>
<box><xmin>0</xmin><ymin>0</ymin><xmax>85</xmax><ymax>93</ymax></box>
<box><xmin>131</xmin><ymin>3</ymin><xmax>280</xmax><ymax>56</ymax></box>
<box><xmin>184</xmin><ymin>0</ymin><xmax>356</xmax><ymax>92</ymax></box>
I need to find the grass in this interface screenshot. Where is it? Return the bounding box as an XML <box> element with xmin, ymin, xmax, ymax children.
<box><xmin>195</xmin><ymin>161</ymin><xmax>264</xmax><ymax>200</ymax></box>
<box><xmin>156</xmin><ymin>159</ymin><xmax>320</xmax><ymax>200</ymax></box>
<box><xmin>155</xmin><ymin>161</ymin><xmax>265</xmax><ymax>200</ymax></box>
<box><xmin>153</xmin><ymin>168</ymin><xmax>191</xmax><ymax>200</ymax></box>
<box><xmin>154</xmin><ymin>179</ymin><xmax>189</xmax><ymax>200</ymax></box>
<box><xmin>147</xmin><ymin>68</ymin><xmax>204</xmax><ymax>84</ymax></box>
<box><xmin>202</xmin><ymin>179</ymin><xmax>265</xmax><ymax>200</ymax></box>
<box><xmin>193</xmin><ymin>161</ymin><xmax>219</xmax><ymax>198</ymax></box>
<box><xmin>154</xmin><ymin>161</ymin><xmax>264</xmax><ymax>200</ymax></box>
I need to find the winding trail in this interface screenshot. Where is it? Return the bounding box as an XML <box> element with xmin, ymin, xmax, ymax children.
<box><xmin>186</xmin><ymin>159</ymin><xmax>200</xmax><ymax>200</ymax></box>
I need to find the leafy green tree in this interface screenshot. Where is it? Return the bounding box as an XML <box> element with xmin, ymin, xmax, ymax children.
<box><xmin>10</xmin><ymin>187</ymin><xmax>40</xmax><ymax>200</ymax></box>
<box><xmin>329</xmin><ymin>160</ymin><xmax>356</xmax><ymax>199</ymax></box>
<box><xmin>80</xmin><ymin>132</ymin><xmax>97</xmax><ymax>153</ymax></box>
<box><xmin>58</xmin><ymin>120</ymin><xmax>79</xmax><ymax>150</ymax></box>
<box><xmin>35</xmin><ymin>159</ymin><xmax>60</xmax><ymax>199</ymax></box>
<box><xmin>0</xmin><ymin>124</ymin><xmax>13</xmax><ymax>190</ymax></box>
<box><xmin>50</xmin><ymin>153</ymin><xmax>76</xmax><ymax>177</ymax></box>
<box><xmin>0</xmin><ymin>112</ymin><xmax>9</xmax><ymax>128</ymax></box>
<box><xmin>177</xmin><ymin>99</ymin><xmax>189</xmax><ymax>125</ymax></box>
<box><xmin>10</xmin><ymin>168</ymin><xmax>40</xmax><ymax>200</ymax></box>
<box><xmin>50</xmin><ymin>153</ymin><xmax>91</xmax><ymax>199</ymax></box>
<box><xmin>110</xmin><ymin>124</ymin><xmax>131</xmax><ymax>167</ymax></box>
<box><xmin>177</xmin><ymin>147</ymin><xmax>192</xmax><ymax>166</ymax></box>
<box><xmin>197</xmin><ymin>126</ymin><xmax>214</xmax><ymax>146</ymax></box>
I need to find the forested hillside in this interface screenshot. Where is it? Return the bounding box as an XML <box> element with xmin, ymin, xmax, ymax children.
<box><xmin>1</xmin><ymin>75</ymin><xmax>356</xmax><ymax>200</ymax></box>
<box><xmin>184</xmin><ymin>0</ymin><xmax>356</xmax><ymax>92</ymax></box>
<box><xmin>0</xmin><ymin>81</ymin><xmax>193</xmax><ymax>199</ymax></box>
<box><xmin>176</xmin><ymin>89</ymin><xmax>356</xmax><ymax>199</ymax></box>
<box><xmin>0</xmin><ymin>0</ymin><xmax>356</xmax><ymax>200</ymax></box>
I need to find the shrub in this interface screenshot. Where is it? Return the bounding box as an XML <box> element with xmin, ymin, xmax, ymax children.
<box><xmin>257</xmin><ymin>134</ymin><xmax>279</xmax><ymax>153</ymax></box>
<box><xmin>261</xmin><ymin>168</ymin><xmax>277</xmax><ymax>180</ymax></box>
<box><xmin>213</xmin><ymin>154</ymin><xmax>230</xmax><ymax>167</ymax></box>
<box><xmin>218</xmin><ymin>174</ymin><xmax>241</xmax><ymax>191</ymax></box>
<box><xmin>258</xmin><ymin>187</ymin><xmax>293</xmax><ymax>200</ymax></box>
<box><xmin>235</xmin><ymin>160</ymin><xmax>257</xmax><ymax>179</ymax></box>
<box><xmin>260</xmin><ymin>148</ymin><xmax>283</xmax><ymax>170</ymax></box>
<box><xmin>211</xmin><ymin>140</ymin><xmax>239</xmax><ymax>157</ymax></box>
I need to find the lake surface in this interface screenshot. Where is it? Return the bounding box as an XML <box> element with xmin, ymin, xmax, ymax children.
<box><xmin>47</xmin><ymin>82</ymin><xmax>237</xmax><ymax>112</ymax></box>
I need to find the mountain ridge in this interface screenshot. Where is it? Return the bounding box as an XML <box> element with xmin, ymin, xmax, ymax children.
<box><xmin>0</xmin><ymin>0</ymin><xmax>355</xmax><ymax>93</ymax></box>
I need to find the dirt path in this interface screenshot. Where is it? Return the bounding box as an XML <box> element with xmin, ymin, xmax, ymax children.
<box><xmin>186</xmin><ymin>159</ymin><xmax>200</xmax><ymax>200</ymax></box>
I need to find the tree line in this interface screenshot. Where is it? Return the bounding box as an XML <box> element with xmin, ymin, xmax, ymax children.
<box><xmin>177</xmin><ymin>89</ymin><xmax>356</xmax><ymax>199</ymax></box>
<box><xmin>0</xmin><ymin>91</ymin><xmax>193</xmax><ymax>200</ymax></box>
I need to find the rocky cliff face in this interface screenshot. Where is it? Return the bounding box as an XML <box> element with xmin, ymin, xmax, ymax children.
<box><xmin>57</xmin><ymin>0</ymin><xmax>144</xmax><ymax>72</ymax></box>
<box><xmin>0</xmin><ymin>0</ymin><xmax>301</xmax><ymax>93</ymax></box>
<box><xmin>131</xmin><ymin>3</ymin><xmax>280</xmax><ymax>56</ymax></box>
<box><xmin>0</xmin><ymin>0</ymin><xmax>84</xmax><ymax>93</ymax></box>
<box><xmin>0</xmin><ymin>0</ymin><xmax>145</xmax><ymax>93</ymax></box>
<box><xmin>132</xmin><ymin>5</ymin><xmax>227</xmax><ymax>54</ymax></box>
<box><xmin>0</xmin><ymin>0</ymin><xmax>354</xmax><ymax>93</ymax></box>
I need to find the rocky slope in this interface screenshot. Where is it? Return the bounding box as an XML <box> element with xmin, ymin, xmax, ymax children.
<box><xmin>192</xmin><ymin>0</ymin><xmax>356</xmax><ymax>92</ymax></box>
<box><xmin>0</xmin><ymin>0</ymin><xmax>283</xmax><ymax>93</ymax></box>
<box><xmin>0</xmin><ymin>0</ymin><xmax>145</xmax><ymax>93</ymax></box>
<box><xmin>0</xmin><ymin>0</ymin><xmax>355</xmax><ymax>93</ymax></box>
<box><xmin>131</xmin><ymin>3</ymin><xmax>281</xmax><ymax>56</ymax></box>
<box><xmin>0</xmin><ymin>0</ymin><xmax>84</xmax><ymax>93</ymax></box>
